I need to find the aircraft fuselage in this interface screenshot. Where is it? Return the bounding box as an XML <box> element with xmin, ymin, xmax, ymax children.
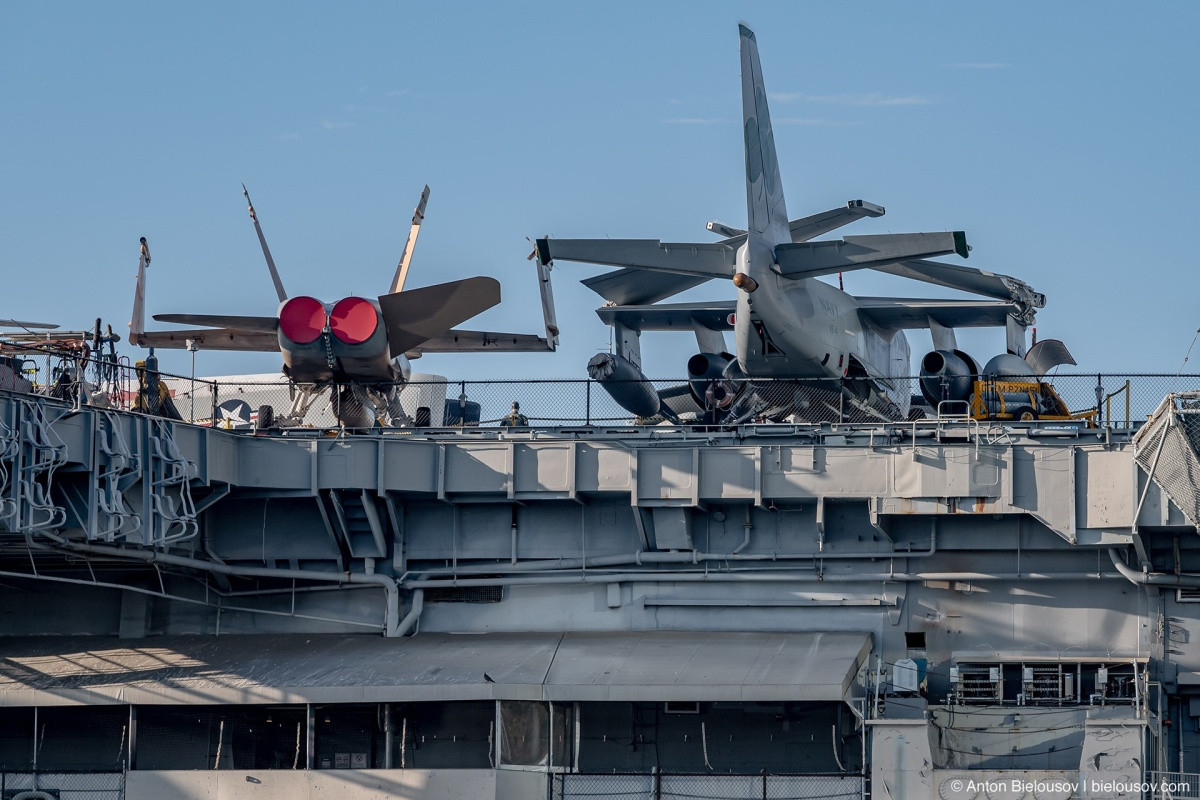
<box><xmin>734</xmin><ymin>239</ymin><xmax>911</xmax><ymax>413</ymax></box>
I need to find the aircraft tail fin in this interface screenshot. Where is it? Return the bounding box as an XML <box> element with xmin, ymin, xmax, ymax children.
<box><xmin>130</xmin><ymin>237</ymin><xmax>151</xmax><ymax>342</ymax></box>
<box><xmin>739</xmin><ymin>23</ymin><xmax>789</xmax><ymax>242</ymax></box>
<box><xmin>390</xmin><ymin>185</ymin><xmax>430</xmax><ymax>295</ymax></box>
<box><xmin>242</xmin><ymin>185</ymin><xmax>288</xmax><ymax>303</ymax></box>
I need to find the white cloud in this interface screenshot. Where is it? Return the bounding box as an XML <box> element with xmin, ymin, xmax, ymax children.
<box><xmin>321</xmin><ymin>120</ymin><xmax>353</xmax><ymax>130</ymax></box>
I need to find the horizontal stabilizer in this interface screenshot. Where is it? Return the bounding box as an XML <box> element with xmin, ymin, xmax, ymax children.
<box><xmin>537</xmin><ymin>238</ymin><xmax>736</xmax><ymax>279</ymax></box>
<box><xmin>596</xmin><ymin>301</ymin><xmax>736</xmax><ymax>333</ymax></box>
<box><xmin>856</xmin><ymin>297</ymin><xmax>1021</xmax><ymax>331</ymax></box>
<box><xmin>773</xmin><ymin>232</ymin><xmax>967</xmax><ymax>279</ymax></box>
<box><xmin>379</xmin><ymin>277</ymin><xmax>501</xmax><ymax>355</ymax></box>
<box><xmin>408</xmin><ymin>329</ymin><xmax>553</xmax><ymax>355</ymax></box>
<box><xmin>874</xmin><ymin>258</ymin><xmax>1045</xmax><ymax>317</ymax></box>
<box><xmin>132</xmin><ymin>328</ymin><xmax>280</xmax><ymax>352</ymax></box>
<box><xmin>153</xmin><ymin>313</ymin><xmax>280</xmax><ymax>332</ymax></box>
<box><xmin>582</xmin><ymin>268</ymin><xmax>712</xmax><ymax>305</ymax></box>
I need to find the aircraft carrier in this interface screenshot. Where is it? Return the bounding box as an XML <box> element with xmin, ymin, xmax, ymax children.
<box><xmin>3</xmin><ymin>19</ymin><xmax>1194</xmax><ymax>800</ymax></box>
<box><xmin>0</xmin><ymin>366</ymin><xmax>1199</xmax><ymax>800</ymax></box>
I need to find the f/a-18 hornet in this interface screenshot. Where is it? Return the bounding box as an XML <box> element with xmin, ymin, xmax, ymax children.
<box><xmin>536</xmin><ymin>23</ymin><xmax>1069</xmax><ymax>424</ymax></box>
<box><xmin>131</xmin><ymin>187</ymin><xmax>558</xmax><ymax>428</ymax></box>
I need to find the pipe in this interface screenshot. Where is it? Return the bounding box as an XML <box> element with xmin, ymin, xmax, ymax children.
<box><xmin>0</xmin><ymin>566</ymin><xmax>380</xmax><ymax>630</ymax></box>
<box><xmin>732</xmin><ymin>506</ymin><xmax>753</xmax><ymax>555</ymax></box>
<box><xmin>1109</xmin><ymin>547</ymin><xmax>1200</xmax><ymax>588</ymax></box>
<box><xmin>404</xmin><ymin>568</ymin><xmax>1123</xmax><ymax>590</ymax></box>
<box><xmin>404</xmin><ymin>528</ymin><xmax>939</xmax><ymax>580</ymax></box>
<box><xmin>33</xmin><ymin>530</ymin><xmax>404</xmax><ymax>636</ymax></box>
<box><xmin>395</xmin><ymin>588</ymin><xmax>424</xmax><ymax>637</ymax></box>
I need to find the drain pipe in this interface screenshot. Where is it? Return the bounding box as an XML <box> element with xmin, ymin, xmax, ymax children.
<box><xmin>404</xmin><ymin>523</ymin><xmax>938</xmax><ymax>580</ymax></box>
<box><xmin>1109</xmin><ymin>548</ymin><xmax>1200</xmax><ymax>588</ymax></box>
<box><xmin>33</xmin><ymin>532</ymin><xmax>403</xmax><ymax>636</ymax></box>
<box><xmin>404</xmin><ymin>568</ymin><xmax>1123</xmax><ymax>590</ymax></box>
<box><xmin>395</xmin><ymin>589</ymin><xmax>424</xmax><ymax>637</ymax></box>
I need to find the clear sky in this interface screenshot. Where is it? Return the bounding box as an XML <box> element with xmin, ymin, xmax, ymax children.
<box><xmin>2</xmin><ymin>2</ymin><xmax>1198</xmax><ymax>382</ymax></box>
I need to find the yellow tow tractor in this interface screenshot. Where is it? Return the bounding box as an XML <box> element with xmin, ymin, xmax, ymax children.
<box><xmin>968</xmin><ymin>377</ymin><xmax>1097</xmax><ymax>426</ymax></box>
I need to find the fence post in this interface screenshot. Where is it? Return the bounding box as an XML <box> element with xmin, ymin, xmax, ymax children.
<box><xmin>654</xmin><ymin>766</ymin><xmax>661</xmax><ymax>800</ymax></box>
<box><xmin>762</xmin><ymin>771</ymin><xmax>768</xmax><ymax>800</ymax></box>
<box><xmin>1095</xmin><ymin>374</ymin><xmax>1104</xmax><ymax>427</ymax></box>
<box><xmin>211</xmin><ymin>381</ymin><xmax>218</xmax><ymax>428</ymax></box>
<box><xmin>459</xmin><ymin>381</ymin><xmax>467</xmax><ymax>428</ymax></box>
<box><xmin>585</xmin><ymin>380</ymin><xmax>591</xmax><ymax>426</ymax></box>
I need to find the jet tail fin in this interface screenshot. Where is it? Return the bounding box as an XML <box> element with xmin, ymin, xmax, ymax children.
<box><xmin>242</xmin><ymin>185</ymin><xmax>288</xmax><ymax>303</ymax></box>
<box><xmin>739</xmin><ymin>23</ymin><xmax>789</xmax><ymax>242</ymax></box>
<box><xmin>390</xmin><ymin>185</ymin><xmax>430</xmax><ymax>295</ymax></box>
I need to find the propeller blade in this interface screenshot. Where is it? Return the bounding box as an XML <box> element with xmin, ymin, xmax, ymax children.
<box><xmin>378</xmin><ymin>277</ymin><xmax>501</xmax><ymax>354</ymax></box>
<box><xmin>153</xmin><ymin>313</ymin><xmax>279</xmax><ymax>333</ymax></box>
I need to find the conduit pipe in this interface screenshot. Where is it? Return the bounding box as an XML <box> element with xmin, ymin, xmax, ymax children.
<box><xmin>32</xmin><ymin>531</ymin><xmax>405</xmax><ymax>636</ymax></box>
<box><xmin>404</xmin><ymin>568</ymin><xmax>1122</xmax><ymax>590</ymax></box>
<box><xmin>404</xmin><ymin>522</ymin><xmax>937</xmax><ymax>580</ymax></box>
<box><xmin>1108</xmin><ymin>547</ymin><xmax>1200</xmax><ymax>588</ymax></box>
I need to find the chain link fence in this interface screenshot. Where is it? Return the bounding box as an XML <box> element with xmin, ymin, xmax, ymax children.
<box><xmin>0</xmin><ymin>771</ymin><xmax>124</xmax><ymax>798</ymax></box>
<box><xmin>194</xmin><ymin>373</ymin><xmax>1200</xmax><ymax>431</ymax></box>
<box><xmin>551</xmin><ymin>772</ymin><xmax>863</xmax><ymax>800</ymax></box>
<box><xmin>2</xmin><ymin>340</ymin><xmax>1198</xmax><ymax>431</ymax></box>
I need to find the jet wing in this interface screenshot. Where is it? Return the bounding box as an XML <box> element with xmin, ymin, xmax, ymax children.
<box><xmin>707</xmin><ymin>200</ymin><xmax>885</xmax><ymax>247</ymax></box>
<box><xmin>0</xmin><ymin>320</ymin><xmax>58</xmax><ymax>330</ymax></box>
<box><xmin>872</xmin><ymin>259</ymin><xmax>1045</xmax><ymax>316</ymax></box>
<box><xmin>407</xmin><ymin>329</ymin><xmax>554</xmax><ymax>354</ymax></box>
<box><xmin>856</xmin><ymin>298</ymin><xmax>1021</xmax><ymax>331</ymax></box>
<box><xmin>789</xmin><ymin>200</ymin><xmax>886</xmax><ymax>243</ymax></box>
<box><xmin>132</xmin><ymin>328</ymin><xmax>280</xmax><ymax>352</ymax></box>
<box><xmin>153</xmin><ymin>313</ymin><xmax>280</xmax><ymax>332</ymax></box>
<box><xmin>773</xmin><ymin>232</ymin><xmax>968</xmax><ymax>279</ymax></box>
<box><xmin>595</xmin><ymin>301</ymin><xmax>736</xmax><ymax>333</ymax></box>
<box><xmin>537</xmin><ymin>238</ymin><xmax>736</xmax><ymax>279</ymax></box>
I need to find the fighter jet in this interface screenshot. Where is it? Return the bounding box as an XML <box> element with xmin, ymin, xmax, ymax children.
<box><xmin>536</xmin><ymin>24</ymin><xmax>1065</xmax><ymax>424</ymax></box>
<box><xmin>131</xmin><ymin>187</ymin><xmax>558</xmax><ymax>428</ymax></box>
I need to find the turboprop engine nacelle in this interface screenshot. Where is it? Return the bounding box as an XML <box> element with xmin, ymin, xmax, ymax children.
<box><xmin>918</xmin><ymin>349</ymin><xmax>980</xmax><ymax>406</ymax></box>
<box><xmin>587</xmin><ymin>353</ymin><xmax>662</xmax><ymax>419</ymax></box>
<box><xmin>686</xmin><ymin>352</ymin><xmax>746</xmax><ymax>411</ymax></box>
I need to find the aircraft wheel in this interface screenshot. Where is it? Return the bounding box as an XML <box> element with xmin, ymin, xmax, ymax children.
<box><xmin>1013</xmin><ymin>406</ymin><xmax>1036</xmax><ymax>422</ymax></box>
<box><xmin>256</xmin><ymin>404</ymin><xmax>275</xmax><ymax>431</ymax></box>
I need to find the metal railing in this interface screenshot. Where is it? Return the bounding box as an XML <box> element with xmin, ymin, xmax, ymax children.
<box><xmin>0</xmin><ymin>770</ymin><xmax>124</xmax><ymax>798</ymax></box>
<box><xmin>1145</xmin><ymin>772</ymin><xmax>1200</xmax><ymax>798</ymax></box>
<box><xmin>3</xmin><ymin>341</ymin><xmax>1199</xmax><ymax>432</ymax></box>
<box><xmin>550</xmin><ymin>772</ymin><xmax>864</xmax><ymax>800</ymax></box>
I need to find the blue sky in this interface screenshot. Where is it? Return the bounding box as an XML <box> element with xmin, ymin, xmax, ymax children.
<box><xmin>2</xmin><ymin>2</ymin><xmax>1198</xmax><ymax>382</ymax></box>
